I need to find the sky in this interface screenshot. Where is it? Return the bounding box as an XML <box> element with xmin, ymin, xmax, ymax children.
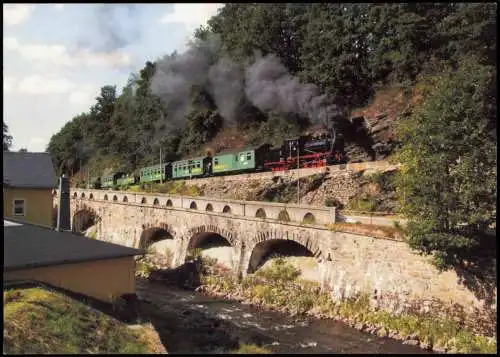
<box><xmin>3</xmin><ymin>3</ymin><xmax>224</xmax><ymax>152</ymax></box>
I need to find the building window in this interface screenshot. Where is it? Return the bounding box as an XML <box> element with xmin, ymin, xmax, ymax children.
<box><xmin>13</xmin><ymin>199</ymin><xmax>25</xmax><ymax>216</ymax></box>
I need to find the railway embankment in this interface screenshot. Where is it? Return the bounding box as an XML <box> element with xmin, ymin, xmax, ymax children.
<box><xmin>127</xmin><ymin>160</ymin><xmax>401</xmax><ymax>215</ymax></box>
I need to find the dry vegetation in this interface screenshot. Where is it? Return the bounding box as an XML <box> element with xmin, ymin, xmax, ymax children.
<box><xmin>326</xmin><ymin>222</ymin><xmax>405</xmax><ymax>241</ymax></box>
<box><xmin>3</xmin><ymin>285</ymin><xmax>165</xmax><ymax>354</ymax></box>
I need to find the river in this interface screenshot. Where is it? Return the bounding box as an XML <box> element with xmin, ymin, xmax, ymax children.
<box><xmin>135</xmin><ymin>279</ymin><xmax>432</xmax><ymax>354</ymax></box>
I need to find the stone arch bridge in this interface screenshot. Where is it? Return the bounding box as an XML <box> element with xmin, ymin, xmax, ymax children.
<box><xmin>52</xmin><ymin>188</ymin><xmax>489</xmax><ymax>316</ymax></box>
<box><xmin>55</xmin><ymin>188</ymin><xmax>346</xmax><ymax>277</ymax></box>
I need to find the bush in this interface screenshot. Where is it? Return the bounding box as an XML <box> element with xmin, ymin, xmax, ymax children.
<box><xmin>347</xmin><ymin>196</ymin><xmax>377</xmax><ymax>212</ymax></box>
<box><xmin>325</xmin><ymin>197</ymin><xmax>344</xmax><ymax>208</ymax></box>
<box><xmin>255</xmin><ymin>258</ymin><xmax>300</xmax><ymax>282</ymax></box>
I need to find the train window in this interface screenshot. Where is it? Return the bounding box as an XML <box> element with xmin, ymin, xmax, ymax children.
<box><xmin>239</xmin><ymin>154</ymin><xmax>245</xmax><ymax>162</ymax></box>
<box><xmin>247</xmin><ymin>153</ymin><xmax>252</xmax><ymax>160</ymax></box>
<box><xmin>214</xmin><ymin>158</ymin><xmax>219</xmax><ymax>165</ymax></box>
<box><xmin>196</xmin><ymin>163</ymin><xmax>200</xmax><ymax>168</ymax></box>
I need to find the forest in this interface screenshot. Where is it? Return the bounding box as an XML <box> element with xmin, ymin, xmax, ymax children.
<box><xmin>45</xmin><ymin>3</ymin><xmax>496</xmax><ymax>179</ymax></box>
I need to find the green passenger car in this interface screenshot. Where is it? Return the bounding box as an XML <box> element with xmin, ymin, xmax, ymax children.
<box><xmin>172</xmin><ymin>156</ymin><xmax>211</xmax><ymax>179</ymax></box>
<box><xmin>101</xmin><ymin>172</ymin><xmax>123</xmax><ymax>189</ymax></box>
<box><xmin>139</xmin><ymin>163</ymin><xmax>172</xmax><ymax>184</ymax></box>
<box><xmin>116</xmin><ymin>174</ymin><xmax>136</xmax><ymax>186</ymax></box>
<box><xmin>89</xmin><ymin>176</ymin><xmax>101</xmax><ymax>189</ymax></box>
<box><xmin>212</xmin><ymin>144</ymin><xmax>271</xmax><ymax>175</ymax></box>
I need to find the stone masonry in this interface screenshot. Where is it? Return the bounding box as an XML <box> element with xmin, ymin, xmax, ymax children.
<box><xmin>59</xmin><ymin>188</ymin><xmax>496</xmax><ymax>318</ymax></box>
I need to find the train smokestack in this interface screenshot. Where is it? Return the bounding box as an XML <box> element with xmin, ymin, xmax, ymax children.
<box><xmin>56</xmin><ymin>174</ymin><xmax>71</xmax><ymax>232</ymax></box>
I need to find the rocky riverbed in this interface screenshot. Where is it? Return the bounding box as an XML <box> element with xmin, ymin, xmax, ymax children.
<box><xmin>135</xmin><ymin>253</ymin><xmax>496</xmax><ymax>354</ymax></box>
<box><xmin>135</xmin><ymin>279</ymin><xmax>430</xmax><ymax>354</ymax></box>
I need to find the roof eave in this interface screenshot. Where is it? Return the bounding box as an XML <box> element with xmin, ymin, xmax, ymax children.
<box><xmin>4</xmin><ymin>250</ymin><xmax>146</xmax><ymax>272</ymax></box>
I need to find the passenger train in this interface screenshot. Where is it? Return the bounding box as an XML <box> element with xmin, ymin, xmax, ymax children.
<box><xmin>92</xmin><ymin>132</ymin><xmax>347</xmax><ymax>189</ymax></box>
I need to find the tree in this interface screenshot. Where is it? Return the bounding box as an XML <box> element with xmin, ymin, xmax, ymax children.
<box><xmin>395</xmin><ymin>57</ymin><xmax>497</xmax><ymax>269</ymax></box>
<box><xmin>3</xmin><ymin>122</ymin><xmax>13</xmax><ymax>151</ymax></box>
<box><xmin>300</xmin><ymin>4</ymin><xmax>373</xmax><ymax>108</ymax></box>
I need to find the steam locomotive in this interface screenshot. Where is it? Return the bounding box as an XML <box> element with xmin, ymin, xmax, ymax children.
<box><xmin>93</xmin><ymin>130</ymin><xmax>347</xmax><ymax>189</ymax></box>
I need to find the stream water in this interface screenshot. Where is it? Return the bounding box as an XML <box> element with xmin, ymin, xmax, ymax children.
<box><xmin>136</xmin><ymin>280</ymin><xmax>432</xmax><ymax>354</ymax></box>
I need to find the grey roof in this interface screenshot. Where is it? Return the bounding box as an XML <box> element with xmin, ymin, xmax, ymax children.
<box><xmin>4</xmin><ymin>220</ymin><xmax>145</xmax><ymax>271</ymax></box>
<box><xmin>3</xmin><ymin>151</ymin><xmax>57</xmax><ymax>188</ymax></box>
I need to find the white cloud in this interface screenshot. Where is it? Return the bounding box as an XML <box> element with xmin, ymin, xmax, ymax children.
<box><xmin>69</xmin><ymin>84</ymin><xmax>99</xmax><ymax>107</ymax></box>
<box><xmin>29</xmin><ymin>137</ymin><xmax>45</xmax><ymax>145</ymax></box>
<box><xmin>4</xmin><ymin>37</ymin><xmax>132</xmax><ymax>68</ymax></box>
<box><xmin>54</xmin><ymin>4</ymin><xmax>65</xmax><ymax>10</ymax></box>
<box><xmin>6</xmin><ymin>74</ymin><xmax>76</xmax><ymax>95</ymax></box>
<box><xmin>160</xmin><ymin>3</ymin><xmax>223</xmax><ymax>28</ymax></box>
<box><xmin>18</xmin><ymin>74</ymin><xmax>75</xmax><ymax>95</ymax></box>
<box><xmin>4</xmin><ymin>76</ymin><xmax>16</xmax><ymax>94</ymax></box>
<box><xmin>3</xmin><ymin>4</ymin><xmax>36</xmax><ymax>26</ymax></box>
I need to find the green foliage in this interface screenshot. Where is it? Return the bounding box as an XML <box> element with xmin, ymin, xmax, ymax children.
<box><xmin>255</xmin><ymin>258</ymin><xmax>300</xmax><ymax>282</ymax></box>
<box><xmin>233</xmin><ymin>344</ymin><xmax>272</xmax><ymax>354</ymax></box>
<box><xmin>247</xmin><ymin>112</ymin><xmax>303</xmax><ymax>147</ymax></box>
<box><xmin>177</xmin><ymin>106</ymin><xmax>223</xmax><ymax>156</ymax></box>
<box><xmin>347</xmin><ymin>195</ymin><xmax>377</xmax><ymax>212</ymax></box>
<box><xmin>3</xmin><ymin>121</ymin><xmax>13</xmax><ymax>151</ymax></box>
<box><xmin>395</xmin><ymin>57</ymin><xmax>496</xmax><ymax>266</ymax></box>
<box><xmin>324</xmin><ymin>197</ymin><xmax>344</xmax><ymax>208</ymax></box>
<box><xmin>186</xmin><ymin>248</ymin><xmax>204</xmax><ymax>261</ymax></box>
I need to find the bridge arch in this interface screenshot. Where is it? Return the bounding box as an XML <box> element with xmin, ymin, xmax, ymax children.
<box><xmin>302</xmin><ymin>212</ymin><xmax>316</xmax><ymax>224</ymax></box>
<box><xmin>189</xmin><ymin>201</ymin><xmax>197</xmax><ymax>210</ymax></box>
<box><xmin>222</xmin><ymin>205</ymin><xmax>231</xmax><ymax>214</ymax></box>
<box><xmin>246</xmin><ymin>231</ymin><xmax>322</xmax><ymax>274</ymax></box>
<box><xmin>153</xmin><ymin>198</ymin><xmax>160</xmax><ymax>206</ymax></box>
<box><xmin>166</xmin><ymin>199</ymin><xmax>173</xmax><ymax>207</ymax></box>
<box><xmin>123</xmin><ymin>196</ymin><xmax>128</xmax><ymax>203</ymax></box>
<box><xmin>186</xmin><ymin>225</ymin><xmax>236</xmax><ymax>247</ymax></box>
<box><xmin>104</xmin><ymin>194</ymin><xmax>108</xmax><ymax>201</ymax></box>
<box><xmin>277</xmin><ymin>209</ymin><xmax>290</xmax><ymax>222</ymax></box>
<box><xmin>81</xmin><ymin>192</ymin><xmax>86</xmax><ymax>199</ymax></box>
<box><xmin>113</xmin><ymin>195</ymin><xmax>118</xmax><ymax>202</ymax></box>
<box><xmin>255</xmin><ymin>208</ymin><xmax>266</xmax><ymax>219</ymax></box>
<box><xmin>139</xmin><ymin>223</ymin><xmax>175</xmax><ymax>250</ymax></box>
<box><xmin>89</xmin><ymin>193</ymin><xmax>94</xmax><ymax>200</ymax></box>
<box><xmin>205</xmin><ymin>203</ymin><xmax>213</xmax><ymax>212</ymax></box>
<box><xmin>185</xmin><ymin>225</ymin><xmax>237</xmax><ymax>267</ymax></box>
<box><xmin>73</xmin><ymin>192</ymin><xmax>78</xmax><ymax>199</ymax></box>
<box><xmin>141</xmin><ymin>197</ymin><xmax>147</xmax><ymax>204</ymax></box>
<box><xmin>72</xmin><ymin>206</ymin><xmax>100</xmax><ymax>234</ymax></box>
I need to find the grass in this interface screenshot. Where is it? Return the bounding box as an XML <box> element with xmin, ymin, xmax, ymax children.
<box><xmin>198</xmin><ymin>259</ymin><xmax>496</xmax><ymax>354</ymax></box>
<box><xmin>3</xmin><ymin>286</ymin><xmax>161</xmax><ymax>354</ymax></box>
<box><xmin>233</xmin><ymin>343</ymin><xmax>272</xmax><ymax>354</ymax></box>
<box><xmin>87</xmin><ymin>230</ymin><xmax>97</xmax><ymax>240</ymax></box>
